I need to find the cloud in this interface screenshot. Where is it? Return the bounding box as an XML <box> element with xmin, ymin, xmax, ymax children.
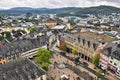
<box><xmin>0</xmin><ymin>0</ymin><xmax>119</xmax><ymax>9</ymax></box>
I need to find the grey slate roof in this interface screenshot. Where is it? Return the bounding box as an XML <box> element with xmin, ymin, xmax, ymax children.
<box><xmin>102</xmin><ymin>43</ymin><xmax>120</xmax><ymax>60</ymax></box>
<box><xmin>110</xmin><ymin>44</ymin><xmax>120</xmax><ymax>60</ymax></box>
<box><xmin>0</xmin><ymin>58</ymin><xmax>46</xmax><ymax>80</ymax></box>
<box><xmin>102</xmin><ymin>43</ymin><xmax>116</xmax><ymax>56</ymax></box>
<box><xmin>0</xmin><ymin>34</ymin><xmax>47</xmax><ymax>59</ymax></box>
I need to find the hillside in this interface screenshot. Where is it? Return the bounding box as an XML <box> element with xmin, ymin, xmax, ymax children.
<box><xmin>0</xmin><ymin>5</ymin><xmax>120</xmax><ymax>16</ymax></box>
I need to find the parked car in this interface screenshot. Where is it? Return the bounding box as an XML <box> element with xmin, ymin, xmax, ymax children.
<box><xmin>115</xmin><ymin>72</ymin><xmax>120</xmax><ymax>76</ymax></box>
<box><xmin>67</xmin><ymin>56</ymin><xmax>73</xmax><ymax>60</ymax></box>
<box><xmin>72</xmin><ymin>57</ymin><xmax>80</xmax><ymax>62</ymax></box>
<box><xmin>82</xmin><ymin>62</ymin><xmax>89</xmax><ymax>66</ymax></box>
<box><xmin>101</xmin><ymin>72</ymin><xmax>105</xmax><ymax>76</ymax></box>
<box><xmin>79</xmin><ymin>60</ymin><xmax>88</xmax><ymax>66</ymax></box>
<box><xmin>60</xmin><ymin>52</ymin><xmax>66</xmax><ymax>57</ymax></box>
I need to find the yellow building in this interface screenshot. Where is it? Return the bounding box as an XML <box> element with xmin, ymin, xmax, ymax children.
<box><xmin>65</xmin><ymin>31</ymin><xmax>118</xmax><ymax>62</ymax></box>
<box><xmin>42</xmin><ymin>22</ymin><xmax>57</xmax><ymax>27</ymax></box>
<box><xmin>66</xmin><ymin>23</ymin><xmax>71</xmax><ymax>29</ymax></box>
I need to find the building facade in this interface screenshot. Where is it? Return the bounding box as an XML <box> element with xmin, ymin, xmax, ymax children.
<box><xmin>108</xmin><ymin>48</ymin><xmax>120</xmax><ymax>73</ymax></box>
<box><xmin>99</xmin><ymin>43</ymin><xmax>114</xmax><ymax>70</ymax></box>
<box><xmin>65</xmin><ymin>31</ymin><xmax>118</xmax><ymax>62</ymax></box>
<box><xmin>0</xmin><ymin>33</ymin><xmax>48</xmax><ymax>64</ymax></box>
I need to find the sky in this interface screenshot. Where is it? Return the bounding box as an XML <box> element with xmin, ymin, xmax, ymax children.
<box><xmin>0</xmin><ymin>0</ymin><xmax>120</xmax><ymax>9</ymax></box>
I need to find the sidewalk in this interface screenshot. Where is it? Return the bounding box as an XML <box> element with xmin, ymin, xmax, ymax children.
<box><xmin>51</xmin><ymin>41</ymin><xmax>120</xmax><ymax>80</ymax></box>
<box><xmin>53</xmin><ymin>47</ymin><xmax>110</xmax><ymax>80</ymax></box>
<box><xmin>53</xmin><ymin>47</ymin><xmax>97</xmax><ymax>78</ymax></box>
<box><xmin>47</xmin><ymin>53</ymin><xmax>84</xmax><ymax>80</ymax></box>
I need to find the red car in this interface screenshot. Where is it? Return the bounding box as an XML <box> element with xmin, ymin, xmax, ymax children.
<box><xmin>67</xmin><ymin>56</ymin><xmax>73</xmax><ymax>60</ymax></box>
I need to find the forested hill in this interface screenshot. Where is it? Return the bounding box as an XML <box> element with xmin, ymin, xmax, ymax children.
<box><xmin>0</xmin><ymin>5</ymin><xmax>120</xmax><ymax>16</ymax></box>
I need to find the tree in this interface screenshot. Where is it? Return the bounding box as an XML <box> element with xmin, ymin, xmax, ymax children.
<box><xmin>94</xmin><ymin>21</ymin><xmax>100</xmax><ymax>27</ymax></box>
<box><xmin>60</xmin><ymin>43</ymin><xmax>67</xmax><ymax>51</ymax></box>
<box><xmin>29</xmin><ymin>28</ymin><xmax>37</xmax><ymax>33</ymax></box>
<box><xmin>68</xmin><ymin>20</ymin><xmax>76</xmax><ymax>25</ymax></box>
<box><xmin>1</xmin><ymin>31</ymin><xmax>11</xmax><ymax>38</ymax></box>
<box><xmin>96</xmin><ymin>70</ymin><xmax>102</xmax><ymax>79</ymax></box>
<box><xmin>72</xmin><ymin>48</ymin><xmax>78</xmax><ymax>57</ymax></box>
<box><xmin>3</xmin><ymin>23</ymin><xmax>11</xmax><ymax>27</ymax></box>
<box><xmin>34</xmin><ymin>48</ymin><xmax>52</xmax><ymax>70</ymax></box>
<box><xmin>0</xmin><ymin>35</ymin><xmax>3</xmax><ymax>40</ymax></box>
<box><xmin>92</xmin><ymin>53</ymin><xmax>100</xmax><ymax>67</ymax></box>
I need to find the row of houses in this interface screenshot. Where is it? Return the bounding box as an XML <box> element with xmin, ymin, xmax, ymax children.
<box><xmin>62</xmin><ymin>29</ymin><xmax>120</xmax><ymax>74</ymax></box>
<box><xmin>100</xmin><ymin>42</ymin><xmax>120</xmax><ymax>74</ymax></box>
<box><xmin>64</xmin><ymin>30</ymin><xmax>118</xmax><ymax>62</ymax></box>
<box><xmin>0</xmin><ymin>33</ymin><xmax>48</xmax><ymax>64</ymax></box>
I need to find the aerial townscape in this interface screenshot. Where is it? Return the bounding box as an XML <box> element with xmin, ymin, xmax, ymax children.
<box><xmin>0</xmin><ymin>0</ymin><xmax>120</xmax><ymax>80</ymax></box>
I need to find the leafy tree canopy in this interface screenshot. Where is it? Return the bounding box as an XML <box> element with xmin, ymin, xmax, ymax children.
<box><xmin>92</xmin><ymin>54</ymin><xmax>100</xmax><ymax>67</ymax></box>
<box><xmin>1</xmin><ymin>31</ymin><xmax>11</xmax><ymax>38</ymax></box>
<box><xmin>72</xmin><ymin>48</ymin><xmax>78</xmax><ymax>57</ymax></box>
<box><xmin>34</xmin><ymin>48</ymin><xmax>52</xmax><ymax>70</ymax></box>
<box><xmin>96</xmin><ymin>70</ymin><xmax>102</xmax><ymax>78</ymax></box>
<box><xmin>60</xmin><ymin>43</ymin><xmax>67</xmax><ymax>51</ymax></box>
<box><xmin>29</xmin><ymin>27</ymin><xmax>37</xmax><ymax>33</ymax></box>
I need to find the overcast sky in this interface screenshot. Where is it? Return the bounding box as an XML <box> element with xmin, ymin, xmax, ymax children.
<box><xmin>0</xmin><ymin>0</ymin><xmax>120</xmax><ymax>9</ymax></box>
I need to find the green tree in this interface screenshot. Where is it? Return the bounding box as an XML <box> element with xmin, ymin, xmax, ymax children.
<box><xmin>0</xmin><ymin>35</ymin><xmax>3</xmax><ymax>40</ymax></box>
<box><xmin>72</xmin><ymin>48</ymin><xmax>78</xmax><ymax>57</ymax></box>
<box><xmin>4</xmin><ymin>23</ymin><xmax>11</xmax><ymax>27</ymax></box>
<box><xmin>96</xmin><ymin>70</ymin><xmax>102</xmax><ymax>79</ymax></box>
<box><xmin>94</xmin><ymin>21</ymin><xmax>100</xmax><ymax>27</ymax></box>
<box><xmin>34</xmin><ymin>48</ymin><xmax>52</xmax><ymax>70</ymax></box>
<box><xmin>2</xmin><ymin>31</ymin><xmax>11</xmax><ymax>38</ymax></box>
<box><xmin>69</xmin><ymin>21</ymin><xmax>76</xmax><ymax>25</ymax></box>
<box><xmin>29</xmin><ymin>28</ymin><xmax>37</xmax><ymax>33</ymax></box>
<box><xmin>60</xmin><ymin>43</ymin><xmax>67</xmax><ymax>51</ymax></box>
<box><xmin>92</xmin><ymin>54</ymin><xmax>100</xmax><ymax>67</ymax></box>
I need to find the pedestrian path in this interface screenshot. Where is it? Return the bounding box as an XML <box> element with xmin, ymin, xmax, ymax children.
<box><xmin>47</xmin><ymin>54</ymin><xmax>84</xmax><ymax>80</ymax></box>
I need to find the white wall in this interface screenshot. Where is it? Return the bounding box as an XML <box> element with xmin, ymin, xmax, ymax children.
<box><xmin>36</xmin><ymin>75</ymin><xmax>47</xmax><ymax>80</ymax></box>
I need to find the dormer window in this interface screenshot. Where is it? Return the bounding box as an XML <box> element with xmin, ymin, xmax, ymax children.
<box><xmin>88</xmin><ymin>41</ymin><xmax>90</xmax><ymax>47</ymax></box>
<box><xmin>93</xmin><ymin>43</ymin><xmax>98</xmax><ymax>51</ymax></box>
<box><xmin>78</xmin><ymin>37</ymin><xmax>80</xmax><ymax>42</ymax></box>
<box><xmin>83</xmin><ymin>39</ymin><xmax>85</xmax><ymax>46</ymax></box>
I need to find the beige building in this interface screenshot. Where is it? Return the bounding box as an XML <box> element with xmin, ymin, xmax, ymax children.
<box><xmin>65</xmin><ymin>31</ymin><xmax>118</xmax><ymax>62</ymax></box>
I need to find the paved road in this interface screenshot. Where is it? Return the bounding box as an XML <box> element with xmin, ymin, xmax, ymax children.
<box><xmin>84</xmin><ymin>65</ymin><xmax>108</xmax><ymax>80</ymax></box>
<box><xmin>52</xmin><ymin>47</ymin><xmax>108</xmax><ymax>80</ymax></box>
<box><xmin>50</xmin><ymin>40</ymin><xmax>109</xmax><ymax>80</ymax></box>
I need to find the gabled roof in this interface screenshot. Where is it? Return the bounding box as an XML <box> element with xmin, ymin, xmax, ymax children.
<box><xmin>0</xmin><ymin>34</ymin><xmax>47</xmax><ymax>59</ymax></box>
<box><xmin>102</xmin><ymin>43</ymin><xmax>115</xmax><ymax>56</ymax></box>
<box><xmin>76</xmin><ymin>31</ymin><xmax>118</xmax><ymax>43</ymax></box>
<box><xmin>110</xmin><ymin>44</ymin><xmax>120</xmax><ymax>60</ymax></box>
<box><xmin>0</xmin><ymin>58</ymin><xmax>46</xmax><ymax>80</ymax></box>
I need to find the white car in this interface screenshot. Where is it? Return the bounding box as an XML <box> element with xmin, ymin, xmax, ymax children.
<box><xmin>101</xmin><ymin>73</ymin><xmax>105</xmax><ymax>76</ymax></box>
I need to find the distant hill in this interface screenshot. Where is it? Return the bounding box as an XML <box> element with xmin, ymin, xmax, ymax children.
<box><xmin>0</xmin><ymin>5</ymin><xmax>120</xmax><ymax>16</ymax></box>
<box><xmin>10</xmin><ymin>7</ymin><xmax>34</xmax><ymax>10</ymax></box>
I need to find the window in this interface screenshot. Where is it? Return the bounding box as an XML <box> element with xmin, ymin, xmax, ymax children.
<box><xmin>41</xmin><ymin>77</ymin><xmax>43</xmax><ymax>80</ymax></box>
<box><xmin>82</xmin><ymin>39</ymin><xmax>85</xmax><ymax>46</ymax></box>
<box><xmin>88</xmin><ymin>41</ymin><xmax>90</xmax><ymax>47</ymax></box>
<box><xmin>110</xmin><ymin>61</ymin><xmax>112</xmax><ymax>63</ymax></box>
<box><xmin>93</xmin><ymin>43</ymin><xmax>98</xmax><ymax>51</ymax></box>
<box><xmin>114</xmin><ymin>63</ymin><xmax>117</xmax><ymax>66</ymax></box>
<box><xmin>78</xmin><ymin>37</ymin><xmax>80</xmax><ymax>42</ymax></box>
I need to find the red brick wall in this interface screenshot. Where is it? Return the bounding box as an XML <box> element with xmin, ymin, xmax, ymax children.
<box><xmin>60</xmin><ymin>40</ymin><xmax>65</xmax><ymax>47</ymax></box>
